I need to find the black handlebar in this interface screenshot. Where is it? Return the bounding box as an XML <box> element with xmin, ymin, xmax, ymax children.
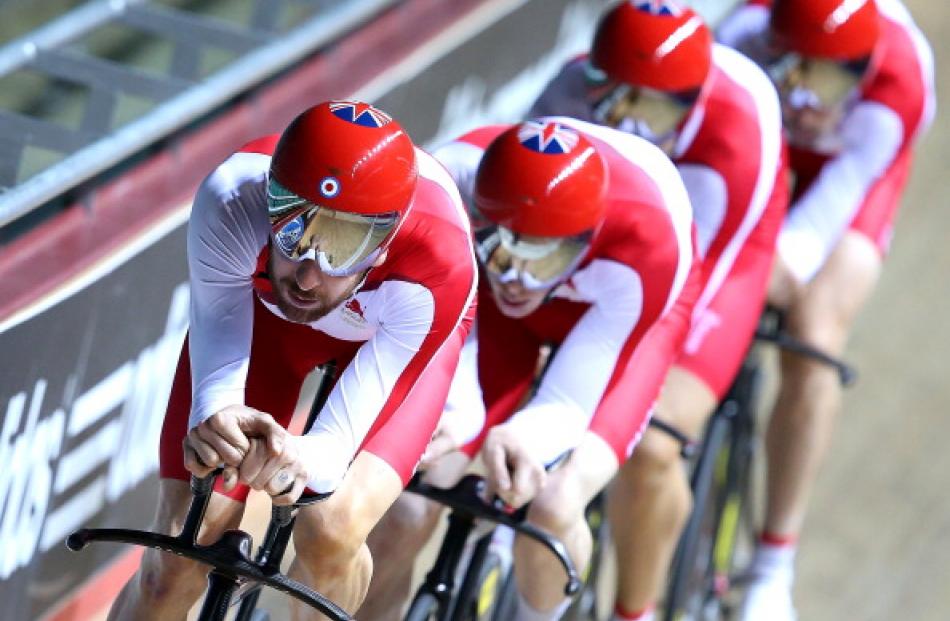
<box><xmin>66</xmin><ymin>470</ymin><xmax>351</xmax><ymax>621</ymax></box>
<box><xmin>756</xmin><ymin>308</ymin><xmax>857</xmax><ymax>387</ymax></box>
<box><xmin>406</xmin><ymin>473</ymin><xmax>582</xmax><ymax>596</ymax></box>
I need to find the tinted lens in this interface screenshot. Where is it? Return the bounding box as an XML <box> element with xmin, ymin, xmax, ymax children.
<box><xmin>769</xmin><ymin>54</ymin><xmax>866</xmax><ymax>109</ymax></box>
<box><xmin>268</xmin><ymin>177</ymin><xmax>398</xmax><ymax>274</ymax></box>
<box><xmin>476</xmin><ymin>226</ymin><xmax>589</xmax><ymax>289</ymax></box>
<box><xmin>594</xmin><ymin>85</ymin><xmax>694</xmax><ymax>141</ymax></box>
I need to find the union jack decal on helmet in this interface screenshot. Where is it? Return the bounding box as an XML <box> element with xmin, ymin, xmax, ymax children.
<box><xmin>632</xmin><ymin>0</ymin><xmax>684</xmax><ymax>16</ymax></box>
<box><xmin>517</xmin><ymin>121</ymin><xmax>580</xmax><ymax>155</ymax></box>
<box><xmin>329</xmin><ymin>100</ymin><xmax>393</xmax><ymax>128</ymax></box>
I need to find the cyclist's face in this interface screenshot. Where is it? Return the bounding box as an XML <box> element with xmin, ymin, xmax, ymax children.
<box><xmin>585</xmin><ymin>70</ymin><xmax>697</xmax><ymax>156</ymax></box>
<box><xmin>486</xmin><ymin>274</ymin><xmax>551</xmax><ymax>318</ymax></box>
<box><xmin>268</xmin><ymin>246</ymin><xmax>384</xmax><ymax>324</ymax></box>
<box><xmin>767</xmin><ymin>52</ymin><xmax>869</xmax><ymax>148</ymax></box>
<box><xmin>782</xmin><ymin>103</ymin><xmax>846</xmax><ymax>148</ymax></box>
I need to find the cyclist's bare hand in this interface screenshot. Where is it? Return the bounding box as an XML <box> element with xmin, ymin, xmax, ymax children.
<box><xmin>482</xmin><ymin>425</ymin><xmax>546</xmax><ymax>509</ymax></box>
<box><xmin>236</xmin><ymin>417</ymin><xmax>309</xmax><ymax>505</ymax></box>
<box><xmin>183</xmin><ymin>405</ymin><xmax>266</xmax><ymax>478</ymax></box>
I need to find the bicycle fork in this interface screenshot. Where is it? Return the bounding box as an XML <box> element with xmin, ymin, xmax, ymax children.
<box><xmin>414</xmin><ymin>511</ymin><xmax>478</xmax><ymax>618</ymax></box>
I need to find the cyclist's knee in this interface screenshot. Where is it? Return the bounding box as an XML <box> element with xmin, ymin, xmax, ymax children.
<box><xmin>136</xmin><ymin>547</ymin><xmax>207</xmax><ymax>603</ymax></box>
<box><xmin>373</xmin><ymin>493</ymin><xmax>441</xmax><ymax>557</ymax></box>
<box><xmin>526</xmin><ymin>473</ymin><xmax>586</xmax><ymax>536</ymax></box>
<box><xmin>295</xmin><ymin>505</ymin><xmax>366</xmax><ymax>569</ymax></box>
<box><xmin>788</xmin><ymin>235</ymin><xmax>882</xmax><ymax>354</ymax></box>
<box><xmin>623</xmin><ymin>429</ymin><xmax>684</xmax><ymax>488</ymax></box>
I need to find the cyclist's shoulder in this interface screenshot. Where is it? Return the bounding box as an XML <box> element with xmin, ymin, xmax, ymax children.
<box><xmin>682</xmin><ymin>54</ymin><xmax>782</xmax><ymax>178</ymax></box>
<box><xmin>863</xmin><ymin>3</ymin><xmax>934</xmax><ymax>112</ymax></box>
<box><xmin>191</xmin><ymin>149</ymin><xmax>270</xmax><ymax>241</ymax></box>
<box><xmin>198</xmin><ymin>142</ymin><xmax>271</xmax><ymax>205</ymax></box>
<box><xmin>381</xmin><ymin>151</ymin><xmax>476</xmax><ymax>293</ymax></box>
<box><xmin>707</xmin><ymin>44</ymin><xmax>780</xmax><ymax>118</ymax></box>
<box><xmin>596</xmin><ymin>197</ymin><xmax>686</xmax><ymax>265</ymax></box>
<box><xmin>405</xmin><ymin>148</ymin><xmax>473</xmax><ymax>237</ymax></box>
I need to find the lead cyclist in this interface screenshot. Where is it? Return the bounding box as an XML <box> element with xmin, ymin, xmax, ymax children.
<box><xmin>106</xmin><ymin>101</ymin><xmax>477</xmax><ymax>621</ymax></box>
<box><xmin>358</xmin><ymin>118</ymin><xmax>699</xmax><ymax>621</ymax></box>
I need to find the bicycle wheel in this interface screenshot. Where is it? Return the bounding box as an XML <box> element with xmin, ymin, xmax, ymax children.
<box><xmin>663</xmin><ymin>409</ymin><xmax>732</xmax><ymax>621</ymax></box>
<box><xmin>405</xmin><ymin>592</ymin><xmax>443</xmax><ymax>621</ymax></box>
<box><xmin>711</xmin><ymin>405</ymin><xmax>758</xmax><ymax>617</ymax></box>
<box><xmin>452</xmin><ymin>534</ymin><xmax>507</xmax><ymax>621</ymax></box>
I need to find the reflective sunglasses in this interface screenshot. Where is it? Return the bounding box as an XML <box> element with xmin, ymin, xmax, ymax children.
<box><xmin>267</xmin><ymin>177</ymin><xmax>399</xmax><ymax>277</ymax></box>
<box><xmin>475</xmin><ymin>225</ymin><xmax>591</xmax><ymax>291</ymax></box>
<box><xmin>585</xmin><ymin>63</ymin><xmax>697</xmax><ymax>144</ymax></box>
<box><xmin>768</xmin><ymin>53</ymin><xmax>869</xmax><ymax>110</ymax></box>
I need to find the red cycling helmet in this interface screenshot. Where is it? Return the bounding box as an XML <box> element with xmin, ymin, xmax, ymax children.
<box><xmin>591</xmin><ymin>0</ymin><xmax>713</xmax><ymax>92</ymax></box>
<box><xmin>771</xmin><ymin>0</ymin><xmax>880</xmax><ymax>60</ymax></box>
<box><xmin>266</xmin><ymin>101</ymin><xmax>417</xmax><ymax>277</ymax></box>
<box><xmin>269</xmin><ymin>100</ymin><xmax>418</xmax><ymax>217</ymax></box>
<box><xmin>474</xmin><ymin>121</ymin><xmax>608</xmax><ymax>238</ymax></box>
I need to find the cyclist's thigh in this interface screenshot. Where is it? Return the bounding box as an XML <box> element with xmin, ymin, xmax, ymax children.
<box><xmin>656</xmin><ymin>365</ymin><xmax>719</xmax><ymax>437</ymax></box>
<box><xmin>295</xmin><ymin>451</ymin><xmax>407</xmax><ymax>552</ymax></box>
<box><xmin>790</xmin><ymin>232</ymin><xmax>882</xmax><ymax>354</ymax></box>
<box><xmin>678</xmin><ymin>240</ymin><xmax>774</xmax><ymax>401</ymax></box>
<box><xmin>373</xmin><ymin>451</ymin><xmax>472</xmax><ymax>541</ymax></box>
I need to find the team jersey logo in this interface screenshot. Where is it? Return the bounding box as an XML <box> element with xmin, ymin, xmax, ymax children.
<box><xmin>345</xmin><ymin>298</ymin><xmax>365</xmax><ymax>318</ymax></box>
<box><xmin>517</xmin><ymin>121</ymin><xmax>580</xmax><ymax>155</ymax></box>
<box><xmin>632</xmin><ymin>0</ymin><xmax>683</xmax><ymax>16</ymax></box>
<box><xmin>329</xmin><ymin>100</ymin><xmax>392</xmax><ymax>127</ymax></box>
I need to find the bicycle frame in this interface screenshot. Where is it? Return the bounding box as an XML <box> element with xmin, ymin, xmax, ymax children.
<box><xmin>661</xmin><ymin>307</ymin><xmax>857</xmax><ymax>620</ymax></box>
<box><xmin>67</xmin><ymin>471</ymin><xmax>351</xmax><ymax>621</ymax></box>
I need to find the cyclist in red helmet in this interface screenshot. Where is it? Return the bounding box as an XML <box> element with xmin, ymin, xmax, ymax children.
<box><xmin>718</xmin><ymin>0</ymin><xmax>935</xmax><ymax>619</ymax></box>
<box><xmin>107</xmin><ymin>101</ymin><xmax>477</xmax><ymax>620</ymax></box>
<box><xmin>530</xmin><ymin>2</ymin><xmax>788</xmax><ymax>619</ymax></box>
<box><xmin>359</xmin><ymin>118</ymin><xmax>699</xmax><ymax>621</ymax></box>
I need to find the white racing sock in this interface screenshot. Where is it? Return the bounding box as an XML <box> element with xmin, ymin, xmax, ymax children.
<box><xmin>513</xmin><ymin>590</ymin><xmax>571</xmax><ymax>621</ymax></box>
<box><xmin>749</xmin><ymin>540</ymin><xmax>797</xmax><ymax>585</ymax></box>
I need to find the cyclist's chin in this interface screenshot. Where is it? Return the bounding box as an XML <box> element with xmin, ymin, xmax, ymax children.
<box><xmin>495</xmin><ymin>292</ymin><xmax>547</xmax><ymax>318</ymax></box>
<box><xmin>274</xmin><ymin>287</ymin><xmax>336</xmax><ymax>324</ymax></box>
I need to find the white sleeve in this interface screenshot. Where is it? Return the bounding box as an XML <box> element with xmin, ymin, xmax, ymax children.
<box><xmin>528</xmin><ymin>62</ymin><xmax>596</xmax><ymax>122</ymax></box>
<box><xmin>186</xmin><ymin>154</ymin><xmax>271</xmax><ymax>429</ymax></box>
<box><xmin>716</xmin><ymin>4</ymin><xmax>772</xmax><ymax>65</ymax></box>
<box><xmin>678</xmin><ymin>163</ymin><xmax>728</xmax><ymax>259</ymax></box>
<box><xmin>503</xmin><ymin>260</ymin><xmax>644</xmax><ymax>464</ymax></box>
<box><xmin>300</xmin><ymin>281</ymin><xmax>435</xmax><ymax>493</ymax></box>
<box><xmin>778</xmin><ymin>102</ymin><xmax>904</xmax><ymax>282</ymax></box>
<box><xmin>432</xmin><ymin>141</ymin><xmax>483</xmax><ymax>207</ymax></box>
<box><xmin>441</xmin><ymin>323</ymin><xmax>486</xmax><ymax>447</ymax></box>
